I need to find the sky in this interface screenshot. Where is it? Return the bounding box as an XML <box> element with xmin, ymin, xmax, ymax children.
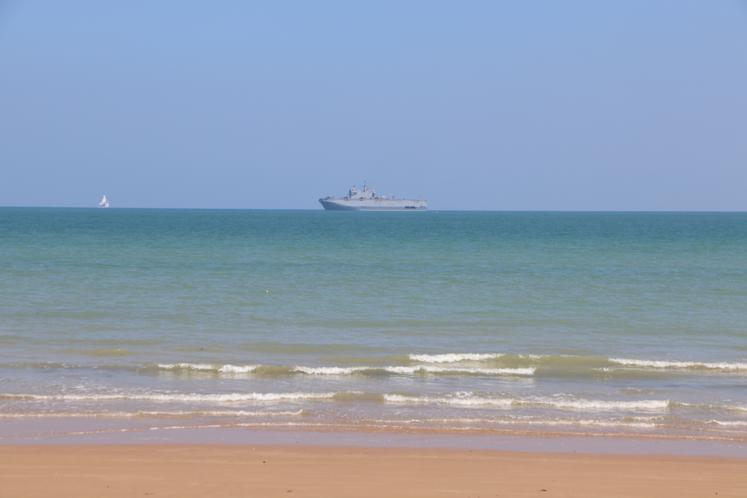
<box><xmin>0</xmin><ymin>1</ymin><xmax>746</xmax><ymax>210</ymax></box>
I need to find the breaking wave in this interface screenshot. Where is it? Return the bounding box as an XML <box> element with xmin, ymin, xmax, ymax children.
<box><xmin>0</xmin><ymin>391</ymin><xmax>668</xmax><ymax>412</ymax></box>
<box><xmin>4</xmin><ymin>390</ymin><xmax>747</xmax><ymax>424</ymax></box>
<box><xmin>408</xmin><ymin>353</ymin><xmax>509</xmax><ymax>363</ymax></box>
<box><xmin>382</xmin><ymin>393</ymin><xmax>671</xmax><ymax>412</ymax></box>
<box><xmin>157</xmin><ymin>363</ymin><xmax>259</xmax><ymax>374</ymax></box>
<box><xmin>408</xmin><ymin>352</ymin><xmax>747</xmax><ymax>374</ymax></box>
<box><xmin>608</xmin><ymin>358</ymin><xmax>747</xmax><ymax>372</ymax></box>
<box><xmin>0</xmin><ymin>392</ymin><xmax>337</xmax><ymax>403</ymax></box>
<box><xmin>4</xmin><ymin>353</ymin><xmax>746</xmax><ymax>378</ymax></box>
<box><xmin>0</xmin><ymin>409</ymin><xmax>304</xmax><ymax>419</ymax></box>
<box><xmin>402</xmin><ymin>416</ymin><xmax>660</xmax><ymax>430</ymax></box>
<box><xmin>155</xmin><ymin>363</ymin><xmax>535</xmax><ymax>377</ymax></box>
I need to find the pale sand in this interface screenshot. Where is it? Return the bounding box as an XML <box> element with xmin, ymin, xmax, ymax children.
<box><xmin>1</xmin><ymin>445</ymin><xmax>746</xmax><ymax>498</ymax></box>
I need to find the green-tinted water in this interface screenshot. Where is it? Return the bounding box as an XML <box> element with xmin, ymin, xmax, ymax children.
<box><xmin>1</xmin><ymin>208</ymin><xmax>746</xmax><ymax>441</ymax></box>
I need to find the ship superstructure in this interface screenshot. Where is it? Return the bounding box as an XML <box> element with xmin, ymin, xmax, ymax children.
<box><xmin>319</xmin><ymin>183</ymin><xmax>427</xmax><ymax>211</ymax></box>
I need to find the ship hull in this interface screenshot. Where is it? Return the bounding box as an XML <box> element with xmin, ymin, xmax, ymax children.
<box><xmin>319</xmin><ymin>198</ymin><xmax>427</xmax><ymax>211</ymax></box>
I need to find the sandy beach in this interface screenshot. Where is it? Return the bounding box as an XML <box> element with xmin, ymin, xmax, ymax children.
<box><xmin>1</xmin><ymin>445</ymin><xmax>746</xmax><ymax>498</ymax></box>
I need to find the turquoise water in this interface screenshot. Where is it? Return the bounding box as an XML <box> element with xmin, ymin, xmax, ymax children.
<box><xmin>1</xmin><ymin>208</ymin><xmax>746</xmax><ymax>441</ymax></box>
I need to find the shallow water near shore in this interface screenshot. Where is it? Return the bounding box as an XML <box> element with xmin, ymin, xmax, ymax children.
<box><xmin>1</xmin><ymin>208</ymin><xmax>746</xmax><ymax>446</ymax></box>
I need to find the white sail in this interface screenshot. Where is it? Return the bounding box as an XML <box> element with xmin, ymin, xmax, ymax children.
<box><xmin>98</xmin><ymin>195</ymin><xmax>110</xmax><ymax>208</ymax></box>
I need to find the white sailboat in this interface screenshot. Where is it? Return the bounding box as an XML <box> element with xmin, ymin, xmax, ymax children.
<box><xmin>98</xmin><ymin>195</ymin><xmax>110</xmax><ymax>208</ymax></box>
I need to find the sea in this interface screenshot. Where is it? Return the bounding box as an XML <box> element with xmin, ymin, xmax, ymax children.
<box><xmin>1</xmin><ymin>208</ymin><xmax>746</xmax><ymax>444</ymax></box>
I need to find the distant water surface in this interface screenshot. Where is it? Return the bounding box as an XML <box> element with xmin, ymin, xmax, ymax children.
<box><xmin>1</xmin><ymin>208</ymin><xmax>746</xmax><ymax>442</ymax></box>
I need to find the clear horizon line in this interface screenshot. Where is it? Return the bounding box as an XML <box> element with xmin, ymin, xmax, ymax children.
<box><xmin>1</xmin><ymin>205</ymin><xmax>746</xmax><ymax>213</ymax></box>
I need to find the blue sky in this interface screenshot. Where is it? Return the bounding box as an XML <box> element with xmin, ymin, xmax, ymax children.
<box><xmin>1</xmin><ymin>1</ymin><xmax>745</xmax><ymax>210</ymax></box>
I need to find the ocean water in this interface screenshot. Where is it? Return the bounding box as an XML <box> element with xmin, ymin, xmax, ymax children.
<box><xmin>1</xmin><ymin>208</ymin><xmax>746</xmax><ymax>442</ymax></box>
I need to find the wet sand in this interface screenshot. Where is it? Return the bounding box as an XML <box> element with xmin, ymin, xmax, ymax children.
<box><xmin>1</xmin><ymin>445</ymin><xmax>746</xmax><ymax>498</ymax></box>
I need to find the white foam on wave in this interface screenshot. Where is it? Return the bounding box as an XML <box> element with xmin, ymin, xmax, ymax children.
<box><xmin>157</xmin><ymin>363</ymin><xmax>260</xmax><ymax>374</ymax></box>
<box><xmin>609</xmin><ymin>358</ymin><xmax>747</xmax><ymax>372</ymax></box>
<box><xmin>157</xmin><ymin>356</ymin><xmax>747</xmax><ymax>376</ymax></box>
<box><xmin>526</xmin><ymin>397</ymin><xmax>670</xmax><ymax>412</ymax></box>
<box><xmin>383</xmin><ymin>393</ymin><xmax>670</xmax><ymax>412</ymax></box>
<box><xmin>677</xmin><ymin>401</ymin><xmax>747</xmax><ymax>414</ymax></box>
<box><xmin>149</xmin><ymin>424</ymin><xmax>224</xmax><ymax>431</ymax></box>
<box><xmin>510</xmin><ymin>418</ymin><xmax>656</xmax><ymax>429</ymax></box>
<box><xmin>218</xmin><ymin>365</ymin><xmax>259</xmax><ymax>374</ymax></box>
<box><xmin>156</xmin><ymin>363</ymin><xmax>534</xmax><ymax>377</ymax></box>
<box><xmin>487</xmin><ymin>417</ymin><xmax>657</xmax><ymax>429</ymax></box>
<box><xmin>1</xmin><ymin>391</ymin><xmax>669</xmax><ymax>413</ymax></box>
<box><xmin>293</xmin><ymin>366</ymin><xmax>368</xmax><ymax>375</ymax></box>
<box><xmin>158</xmin><ymin>363</ymin><xmax>217</xmax><ymax>371</ymax></box>
<box><xmin>158</xmin><ymin>363</ymin><xmax>367</xmax><ymax>376</ymax></box>
<box><xmin>383</xmin><ymin>366</ymin><xmax>535</xmax><ymax>376</ymax></box>
<box><xmin>286</xmin><ymin>365</ymin><xmax>534</xmax><ymax>376</ymax></box>
<box><xmin>0</xmin><ymin>409</ymin><xmax>304</xmax><ymax>419</ymax></box>
<box><xmin>395</xmin><ymin>416</ymin><xmax>657</xmax><ymax>430</ymax></box>
<box><xmin>383</xmin><ymin>393</ymin><xmax>514</xmax><ymax>408</ymax></box>
<box><xmin>0</xmin><ymin>392</ymin><xmax>336</xmax><ymax>403</ymax></box>
<box><xmin>707</xmin><ymin>420</ymin><xmax>747</xmax><ymax>427</ymax></box>
<box><xmin>409</xmin><ymin>353</ymin><xmax>747</xmax><ymax>374</ymax></box>
<box><xmin>408</xmin><ymin>353</ymin><xmax>507</xmax><ymax>363</ymax></box>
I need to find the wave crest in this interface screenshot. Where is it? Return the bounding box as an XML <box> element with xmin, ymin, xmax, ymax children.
<box><xmin>409</xmin><ymin>353</ymin><xmax>747</xmax><ymax>374</ymax></box>
<box><xmin>609</xmin><ymin>358</ymin><xmax>747</xmax><ymax>372</ymax></box>
<box><xmin>383</xmin><ymin>393</ymin><xmax>671</xmax><ymax>412</ymax></box>
<box><xmin>155</xmin><ymin>363</ymin><xmax>534</xmax><ymax>377</ymax></box>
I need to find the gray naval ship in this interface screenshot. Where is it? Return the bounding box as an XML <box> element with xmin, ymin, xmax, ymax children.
<box><xmin>319</xmin><ymin>183</ymin><xmax>427</xmax><ymax>211</ymax></box>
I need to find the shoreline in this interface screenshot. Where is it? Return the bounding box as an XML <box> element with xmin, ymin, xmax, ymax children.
<box><xmin>2</xmin><ymin>444</ymin><xmax>746</xmax><ymax>498</ymax></box>
<box><xmin>4</xmin><ymin>424</ymin><xmax>747</xmax><ymax>458</ymax></box>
